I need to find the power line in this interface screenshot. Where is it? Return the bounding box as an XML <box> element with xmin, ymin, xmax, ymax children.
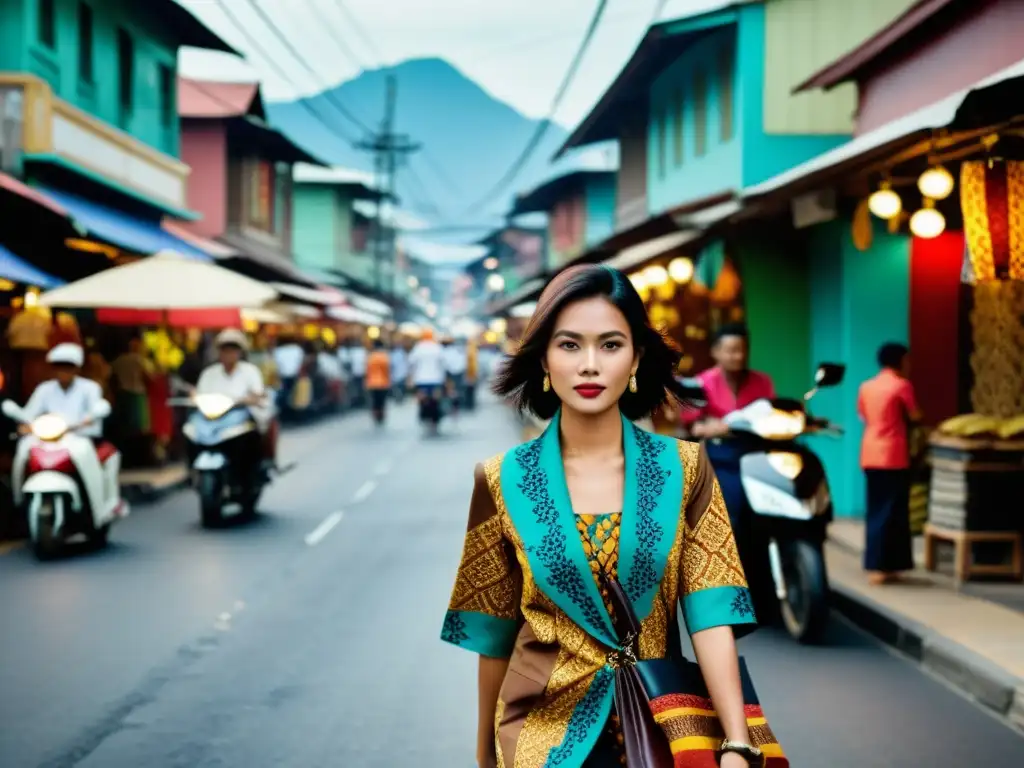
<box><xmin>461</xmin><ymin>0</ymin><xmax>612</xmax><ymax>217</ymax></box>
<box><xmin>328</xmin><ymin>0</ymin><xmax>387</xmax><ymax>64</ymax></box>
<box><xmin>213</xmin><ymin>0</ymin><xmax>359</xmax><ymax>144</ymax></box>
<box><xmin>237</xmin><ymin>0</ymin><xmax>373</xmax><ymax>135</ymax></box>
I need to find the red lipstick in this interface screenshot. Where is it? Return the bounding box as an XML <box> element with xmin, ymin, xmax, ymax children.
<box><xmin>574</xmin><ymin>384</ymin><xmax>606</xmax><ymax>399</ymax></box>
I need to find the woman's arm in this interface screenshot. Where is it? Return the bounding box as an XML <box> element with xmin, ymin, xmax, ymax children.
<box><xmin>477</xmin><ymin>656</ymin><xmax>510</xmax><ymax>768</ymax></box>
<box><xmin>691</xmin><ymin>627</ymin><xmax>748</xmax><ymax>744</ymax></box>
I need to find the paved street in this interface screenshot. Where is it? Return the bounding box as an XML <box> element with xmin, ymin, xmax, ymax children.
<box><xmin>0</xmin><ymin>398</ymin><xmax>1021</xmax><ymax>768</ymax></box>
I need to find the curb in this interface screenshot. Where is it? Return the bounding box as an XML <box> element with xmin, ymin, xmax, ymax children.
<box><xmin>829</xmin><ymin>577</ymin><xmax>1024</xmax><ymax>733</ymax></box>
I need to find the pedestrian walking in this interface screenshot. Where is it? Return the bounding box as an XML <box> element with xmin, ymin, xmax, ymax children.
<box><xmin>365</xmin><ymin>339</ymin><xmax>391</xmax><ymax>426</ymax></box>
<box><xmin>442</xmin><ymin>265</ymin><xmax>769</xmax><ymax>768</ymax></box>
<box><xmin>857</xmin><ymin>342</ymin><xmax>921</xmax><ymax>585</ymax></box>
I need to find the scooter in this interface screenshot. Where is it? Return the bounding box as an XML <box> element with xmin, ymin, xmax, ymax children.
<box><xmin>173</xmin><ymin>393</ymin><xmax>280</xmax><ymax>528</ymax></box>
<box><xmin>2</xmin><ymin>398</ymin><xmax>128</xmax><ymax>559</ymax></box>
<box><xmin>688</xmin><ymin>362</ymin><xmax>845</xmax><ymax>643</ymax></box>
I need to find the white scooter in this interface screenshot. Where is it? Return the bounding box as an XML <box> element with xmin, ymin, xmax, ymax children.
<box><xmin>2</xmin><ymin>399</ymin><xmax>128</xmax><ymax>559</ymax></box>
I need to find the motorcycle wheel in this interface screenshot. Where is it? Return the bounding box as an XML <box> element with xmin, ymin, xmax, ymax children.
<box><xmin>199</xmin><ymin>472</ymin><xmax>224</xmax><ymax>528</ymax></box>
<box><xmin>778</xmin><ymin>540</ymin><xmax>829</xmax><ymax>644</ymax></box>
<box><xmin>31</xmin><ymin>497</ymin><xmax>60</xmax><ymax>561</ymax></box>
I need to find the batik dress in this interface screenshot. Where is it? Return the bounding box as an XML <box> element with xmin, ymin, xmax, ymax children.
<box><xmin>441</xmin><ymin>410</ymin><xmax>757</xmax><ymax>768</ymax></box>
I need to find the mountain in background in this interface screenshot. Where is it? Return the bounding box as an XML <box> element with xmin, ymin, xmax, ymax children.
<box><xmin>267</xmin><ymin>57</ymin><xmax>571</xmax><ymax>234</ymax></box>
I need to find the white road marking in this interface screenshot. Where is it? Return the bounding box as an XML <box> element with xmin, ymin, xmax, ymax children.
<box><xmin>351</xmin><ymin>480</ymin><xmax>377</xmax><ymax>504</ymax></box>
<box><xmin>304</xmin><ymin>510</ymin><xmax>345</xmax><ymax>547</ymax></box>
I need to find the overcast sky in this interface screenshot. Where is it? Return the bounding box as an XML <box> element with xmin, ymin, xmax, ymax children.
<box><xmin>178</xmin><ymin>0</ymin><xmax>724</xmax><ymax>128</ymax></box>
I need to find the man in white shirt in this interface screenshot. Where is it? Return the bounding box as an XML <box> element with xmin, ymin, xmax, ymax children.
<box><xmin>408</xmin><ymin>329</ymin><xmax>446</xmax><ymax>433</ymax></box>
<box><xmin>347</xmin><ymin>340</ymin><xmax>368</xmax><ymax>408</ymax></box>
<box><xmin>197</xmin><ymin>329</ymin><xmax>277</xmax><ymax>462</ymax></box>
<box><xmin>21</xmin><ymin>343</ymin><xmax>107</xmax><ymax>440</ymax></box>
<box><xmin>389</xmin><ymin>344</ymin><xmax>408</xmax><ymax>401</ymax></box>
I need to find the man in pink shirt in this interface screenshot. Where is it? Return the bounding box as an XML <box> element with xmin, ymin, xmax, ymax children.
<box><xmin>680</xmin><ymin>325</ymin><xmax>776</xmax><ymax>618</ymax></box>
<box><xmin>857</xmin><ymin>342</ymin><xmax>922</xmax><ymax>585</ymax></box>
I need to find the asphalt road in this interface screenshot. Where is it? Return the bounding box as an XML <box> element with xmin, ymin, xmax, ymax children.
<box><xmin>0</xmin><ymin>398</ymin><xmax>1020</xmax><ymax>767</ymax></box>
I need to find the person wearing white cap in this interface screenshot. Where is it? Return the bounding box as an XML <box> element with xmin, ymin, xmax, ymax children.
<box><xmin>20</xmin><ymin>343</ymin><xmax>107</xmax><ymax>441</ymax></box>
<box><xmin>196</xmin><ymin>329</ymin><xmax>276</xmax><ymax>462</ymax></box>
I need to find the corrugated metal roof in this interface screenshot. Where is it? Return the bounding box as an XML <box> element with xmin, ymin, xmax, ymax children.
<box><xmin>178</xmin><ymin>78</ymin><xmax>262</xmax><ymax>119</ymax></box>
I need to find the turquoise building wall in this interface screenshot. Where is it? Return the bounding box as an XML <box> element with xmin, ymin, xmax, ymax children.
<box><xmin>803</xmin><ymin>218</ymin><xmax>911</xmax><ymax>519</ymax></box>
<box><xmin>291</xmin><ymin>184</ymin><xmax>338</xmax><ymax>273</ymax></box>
<box><xmin>647</xmin><ymin>21</ymin><xmax>741</xmax><ymax>214</ymax></box>
<box><xmin>584</xmin><ymin>174</ymin><xmax>617</xmax><ymax>247</ymax></box>
<box><xmin>1</xmin><ymin>0</ymin><xmax>186</xmax><ymax>156</ymax></box>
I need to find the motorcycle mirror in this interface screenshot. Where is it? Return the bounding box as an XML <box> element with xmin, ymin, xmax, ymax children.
<box><xmin>814</xmin><ymin>363</ymin><xmax>845</xmax><ymax>388</ymax></box>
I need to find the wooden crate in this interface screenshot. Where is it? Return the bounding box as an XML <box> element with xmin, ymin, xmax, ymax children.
<box><xmin>926</xmin><ymin>435</ymin><xmax>1024</xmax><ymax>532</ymax></box>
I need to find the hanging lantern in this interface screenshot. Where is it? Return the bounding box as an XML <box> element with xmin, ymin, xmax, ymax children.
<box><xmin>644</xmin><ymin>264</ymin><xmax>669</xmax><ymax>287</ymax></box>
<box><xmin>868</xmin><ymin>181</ymin><xmax>902</xmax><ymax>220</ymax></box>
<box><xmin>961</xmin><ymin>159</ymin><xmax>1024</xmax><ymax>281</ymax></box>
<box><xmin>667</xmin><ymin>257</ymin><xmax>694</xmax><ymax>284</ymax></box>
<box><xmin>909</xmin><ymin>199</ymin><xmax>946</xmax><ymax>239</ymax></box>
<box><xmin>917</xmin><ymin>165</ymin><xmax>954</xmax><ymax>200</ymax></box>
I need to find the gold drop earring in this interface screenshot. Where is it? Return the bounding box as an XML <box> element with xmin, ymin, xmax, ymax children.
<box><xmin>629</xmin><ymin>373</ymin><xmax>638</xmax><ymax>393</ymax></box>
<box><xmin>543</xmin><ymin>373</ymin><xmax>551</xmax><ymax>392</ymax></box>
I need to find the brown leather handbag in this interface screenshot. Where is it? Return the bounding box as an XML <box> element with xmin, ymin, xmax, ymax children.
<box><xmin>601</xmin><ymin>575</ymin><xmax>787</xmax><ymax>768</ymax></box>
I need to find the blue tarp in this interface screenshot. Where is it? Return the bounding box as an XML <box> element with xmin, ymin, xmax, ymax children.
<box><xmin>37</xmin><ymin>187</ymin><xmax>212</xmax><ymax>262</ymax></box>
<box><xmin>0</xmin><ymin>244</ymin><xmax>63</xmax><ymax>288</ymax></box>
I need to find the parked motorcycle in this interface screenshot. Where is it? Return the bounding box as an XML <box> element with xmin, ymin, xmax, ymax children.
<box><xmin>687</xmin><ymin>362</ymin><xmax>845</xmax><ymax>643</ymax></box>
<box><xmin>174</xmin><ymin>393</ymin><xmax>279</xmax><ymax>528</ymax></box>
<box><xmin>2</xmin><ymin>398</ymin><xmax>128</xmax><ymax>559</ymax></box>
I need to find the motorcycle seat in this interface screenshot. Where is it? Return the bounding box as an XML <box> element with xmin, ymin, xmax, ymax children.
<box><xmin>95</xmin><ymin>441</ymin><xmax>119</xmax><ymax>464</ymax></box>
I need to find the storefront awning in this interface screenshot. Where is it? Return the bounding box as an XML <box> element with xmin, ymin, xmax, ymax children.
<box><xmin>0</xmin><ymin>244</ymin><xmax>64</xmax><ymax>288</ymax></box>
<box><xmin>605</xmin><ymin>230</ymin><xmax>701</xmax><ymax>273</ymax></box>
<box><xmin>270</xmin><ymin>281</ymin><xmax>345</xmax><ymax>307</ymax></box>
<box><xmin>744</xmin><ymin>57</ymin><xmax>1024</xmax><ymax>201</ymax></box>
<box><xmin>487</xmin><ymin>276</ymin><xmax>547</xmax><ymax>317</ymax></box>
<box><xmin>37</xmin><ymin>187</ymin><xmax>212</xmax><ymax>261</ymax></box>
<box><xmin>0</xmin><ymin>172</ymin><xmax>68</xmax><ymax>217</ymax></box>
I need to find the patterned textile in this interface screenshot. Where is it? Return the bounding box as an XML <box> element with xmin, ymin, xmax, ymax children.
<box><xmin>650</xmin><ymin>693</ymin><xmax>786</xmax><ymax>767</ymax></box>
<box><xmin>441</xmin><ymin>411</ymin><xmax>757</xmax><ymax>768</ymax></box>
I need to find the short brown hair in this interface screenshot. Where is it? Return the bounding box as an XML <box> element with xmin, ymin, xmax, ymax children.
<box><xmin>492</xmin><ymin>264</ymin><xmax>692</xmax><ymax>420</ymax></box>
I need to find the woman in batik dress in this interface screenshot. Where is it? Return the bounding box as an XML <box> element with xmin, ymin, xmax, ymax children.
<box><xmin>441</xmin><ymin>265</ymin><xmax>760</xmax><ymax>768</ymax></box>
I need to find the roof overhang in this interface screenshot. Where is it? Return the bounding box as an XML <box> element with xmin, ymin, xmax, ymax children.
<box><xmin>793</xmin><ymin>0</ymin><xmax>963</xmax><ymax>93</ymax></box>
<box><xmin>158</xmin><ymin>0</ymin><xmax>238</xmax><ymax>55</ymax></box>
<box><xmin>555</xmin><ymin>7</ymin><xmax>739</xmax><ymax>159</ymax></box>
<box><xmin>745</xmin><ymin>58</ymin><xmax>1024</xmax><ymax>202</ymax></box>
<box><xmin>226</xmin><ymin>118</ymin><xmax>328</xmax><ymax>167</ymax></box>
<box><xmin>511</xmin><ymin>170</ymin><xmax>615</xmax><ymax>215</ymax></box>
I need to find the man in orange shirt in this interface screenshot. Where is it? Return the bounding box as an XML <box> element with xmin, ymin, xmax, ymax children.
<box><xmin>365</xmin><ymin>339</ymin><xmax>391</xmax><ymax>425</ymax></box>
<box><xmin>857</xmin><ymin>342</ymin><xmax>922</xmax><ymax>585</ymax></box>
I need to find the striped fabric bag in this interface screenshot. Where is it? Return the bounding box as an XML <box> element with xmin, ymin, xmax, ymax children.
<box><xmin>603</xmin><ymin>575</ymin><xmax>788</xmax><ymax>767</ymax></box>
<box><xmin>638</xmin><ymin>657</ymin><xmax>788</xmax><ymax>766</ymax></box>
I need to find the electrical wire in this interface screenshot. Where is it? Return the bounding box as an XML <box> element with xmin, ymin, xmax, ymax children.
<box><xmin>461</xmin><ymin>0</ymin><xmax>612</xmax><ymax>217</ymax></box>
<box><xmin>213</xmin><ymin>0</ymin><xmax>360</xmax><ymax>144</ymax></box>
<box><xmin>236</xmin><ymin>0</ymin><xmax>373</xmax><ymax>135</ymax></box>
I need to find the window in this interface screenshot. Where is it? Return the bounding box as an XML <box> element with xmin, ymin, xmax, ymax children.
<box><xmin>248</xmin><ymin>160</ymin><xmax>275</xmax><ymax>230</ymax></box>
<box><xmin>158</xmin><ymin>64</ymin><xmax>174</xmax><ymax>126</ymax></box>
<box><xmin>673</xmin><ymin>88</ymin><xmax>684</xmax><ymax>167</ymax></box>
<box><xmin>719</xmin><ymin>48</ymin><xmax>734</xmax><ymax>142</ymax></box>
<box><xmin>117</xmin><ymin>29</ymin><xmax>134</xmax><ymax>119</ymax></box>
<box><xmin>78</xmin><ymin>4</ymin><xmax>94</xmax><ymax>82</ymax></box>
<box><xmin>38</xmin><ymin>0</ymin><xmax>56</xmax><ymax>48</ymax></box>
<box><xmin>693</xmin><ymin>71</ymin><xmax>707</xmax><ymax>157</ymax></box>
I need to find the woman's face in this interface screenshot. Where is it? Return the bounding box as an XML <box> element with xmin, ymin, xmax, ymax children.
<box><xmin>544</xmin><ymin>296</ymin><xmax>638</xmax><ymax>417</ymax></box>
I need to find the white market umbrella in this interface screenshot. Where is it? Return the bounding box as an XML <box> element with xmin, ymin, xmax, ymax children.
<box><xmin>39</xmin><ymin>250</ymin><xmax>278</xmax><ymax>309</ymax></box>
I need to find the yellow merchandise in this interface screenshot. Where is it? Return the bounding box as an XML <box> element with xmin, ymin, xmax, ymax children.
<box><xmin>7</xmin><ymin>307</ymin><xmax>52</xmax><ymax>350</ymax></box>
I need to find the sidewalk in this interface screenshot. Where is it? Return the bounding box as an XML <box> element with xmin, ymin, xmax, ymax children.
<box><xmin>827</xmin><ymin>520</ymin><xmax>1024</xmax><ymax>732</ymax></box>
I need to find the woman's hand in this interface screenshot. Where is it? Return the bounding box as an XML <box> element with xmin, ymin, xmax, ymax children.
<box><xmin>720</xmin><ymin>752</ymin><xmax>751</xmax><ymax>768</ymax></box>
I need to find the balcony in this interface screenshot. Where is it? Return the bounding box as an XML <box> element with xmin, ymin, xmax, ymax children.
<box><xmin>0</xmin><ymin>74</ymin><xmax>190</xmax><ymax>215</ymax></box>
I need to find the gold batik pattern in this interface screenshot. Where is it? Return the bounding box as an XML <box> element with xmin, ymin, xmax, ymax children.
<box><xmin>448</xmin><ymin>512</ymin><xmax>519</xmax><ymax>620</ymax></box>
<box><xmin>681</xmin><ymin>464</ymin><xmax>747</xmax><ymax>596</ymax></box>
<box><xmin>484</xmin><ymin>458</ymin><xmax>610</xmax><ymax>768</ymax></box>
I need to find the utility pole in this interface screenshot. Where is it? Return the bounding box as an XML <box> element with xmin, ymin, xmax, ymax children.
<box><xmin>356</xmin><ymin>75</ymin><xmax>421</xmax><ymax>301</ymax></box>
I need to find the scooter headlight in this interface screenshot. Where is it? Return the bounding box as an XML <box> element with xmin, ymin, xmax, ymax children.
<box><xmin>32</xmin><ymin>414</ymin><xmax>68</xmax><ymax>441</ymax></box>
<box><xmin>753</xmin><ymin>409</ymin><xmax>806</xmax><ymax>440</ymax></box>
<box><xmin>194</xmin><ymin>393</ymin><xmax>234</xmax><ymax>420</ymax></box>
<box><xmin>766</xmin><ymin>452</ymin><xmax>803</xmax><ymax>480</ymax></box>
